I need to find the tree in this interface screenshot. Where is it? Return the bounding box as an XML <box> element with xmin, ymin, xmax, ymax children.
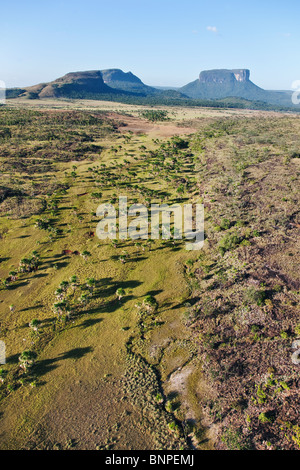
<box><xmin>59</xmin><ymin>280</ymin><xmax>69</xmax><ymax>292</ymax></box>
<box><xmin>53</xmin><ymin>301</ymin><xmax>68</xmax><ymax>317</ymax></box>
<box><xmin>19</xmin><ymin>350</ymin><xmax>37</xmax><ymax>372</ymax></box>
<box><xmin>79</xmin><ymin>293</ymin><xmax>89</xmax><ymax>305</ymax></box>
<box><xmin>116</xmin><ymin>288</ymin><xmax>125</xmax><ymax>301</ymax></box>
<box><xmin>143</xmin><ymin>295</ymin><xmax>158</xmax><ymax>312</ymax></box>
<box><xmin>119</xmin><ymin>254</ymin><xmax>126</xmax><ymax>264</ymax></box>
<box><xmin>86</xmin><ymin>278</ymin><xmax>96</xmax><ymax>293</ymax></box>
<box><xmin>29</xmin><ymin>319</ymin><xmax>39</xmax><ymax>333</ymax></box>
<box><xmin>70</xmin><ymin>275</ymin><xmax>79</xmax><ymax>291</ymax></box>
<box><xmin>55</xmin><ymin>288</ymin><xmax>64</xmax><ymax>300</ymax></box>
<box><xmin>9</xmin><ymin>271</ymin><xmax>17</xmax><ymax>282</ymax></box>
<box><xmin>81</xmin><ymin>250</ymin><xmax>91</xmax><ymax>261</ymax></box>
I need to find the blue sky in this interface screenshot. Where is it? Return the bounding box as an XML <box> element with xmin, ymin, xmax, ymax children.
<box><xmin>2</xmin><ymin>0</ymin><xmax>300</xmax><ymax>90</ymax></box>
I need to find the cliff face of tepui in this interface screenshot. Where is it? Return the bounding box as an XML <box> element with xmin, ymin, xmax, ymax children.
<box><xmin>199</xmin><ymin>69</ymin><xmax>250</xmax><ymax>84</ymax></box>
<box><xmin>100</xmin><ymin>69</ymin><xmax>159</xmax><ymax>95</ymax></box>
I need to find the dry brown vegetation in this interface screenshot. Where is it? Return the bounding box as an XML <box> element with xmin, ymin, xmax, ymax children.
<box><xmin>183</xmin><ymin>116</ymin><xmax>300</xmax><ymax>449</ymax></box>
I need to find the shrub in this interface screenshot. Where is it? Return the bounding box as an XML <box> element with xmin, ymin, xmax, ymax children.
<box><xmin>258</xmin><ymin>411</ymin><xmax>275</xmax><ymax>423</ymax></box>
<box><xmin>280</xmin><ymin>331</ymin><xmax>289</xmax><ymax>339</ymax></box>
<box><xmin>246</xmin><ymin>287</ymin><xmax>267</xmax><ymax>306</ymax></box>
<box><xmin>221</xmin><ymin>428</ymin><xmax>252</xmax><ymax>450</ymax></box>
<box><xmin>219</xmin><ymin>218</ymin><xmax>232</xmax><ymax>230</ymax></box>
<box><xmin>219</xmin><ymin>233</ymin><xmax>241</xmax><ymax>255</ymax></box>
<box><xmin>91</xmin><ymin>192</ymin><xmax>102</xmax><ymax>200</ymax></box>
<box><xmin>294</xmin><ymin>324</ymin><xmax>300</xmax><ymax>337</ymax></box>
<box><xmin>143</xmin><ymin>295</ymin><xmax>158</xmax><ymax>311</ymax></box>
<box><xmin>18</xmin><ymin>350</ymin><xmax>37</xmax><ymax>371</ymax></box>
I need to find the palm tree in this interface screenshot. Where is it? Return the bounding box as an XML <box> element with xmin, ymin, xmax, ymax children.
<box><xmin>59</xmin><ymin>280</ymin><xmax>69</xmax><ymax>292</ymax></box>
<box><xmin>70</xmin><ymin>275</ymin><xmax>79</xmax><ymax>291</ymax></box>
<box><xmin>86</xmin><ymin>278</ymin><xmax>96</xmax><ymax>293</ymax></box>
<box><xmin>116</xmin><ymin>288</ymin><xmax>125</xmax><ymax>301</ymax></box>
<box><xmin>19</xmin><ymin>258</ymin><xmax>30</xmax><ymax>273</ymax></box>
<box><xmin>119</xmin><ymin>254</ymin><xmax>126</xmax><ymax>264</ymax></box>
<box><xmin>18</xmin><ymin>350</ymin><xmax>37</xmax><ymax>372</ymax></box>
<box><xmin>9</xmin><ymin>271</ymin><xmax>17</xmax><ymax>282</ymax></box>
<box><xmin>29</xmin><ymin>319</ymin><xmax>39</xmax><ymax>333</ymax></box>
<box><xmin>81</xmin><ymin>250</ymin><xmax>91</xmax><ymax>261</ymax></box>
<box><xmin>79</xmin><ymin>293</ymin><xmax>89</xmax><ymax>305</ymax></box>
<box><xmin>55</xmin><ymin>288</ymin><xmax>64</xmax><ymax>300</ymax></box>
<box><xmin>143</xmin><ymin>295</ymin><xmax>158</xmax><ymax>313</ymax></box>
<box><xmin>53</xmin><ymin>301</ymin><xmax>67</xmax><ymax>317</ymax></box>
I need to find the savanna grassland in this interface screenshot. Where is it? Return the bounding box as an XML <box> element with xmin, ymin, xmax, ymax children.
<box><xmin>0</xmin><ymin>100</ymin><xmax>299</xmax><ymax>450</ymax></box>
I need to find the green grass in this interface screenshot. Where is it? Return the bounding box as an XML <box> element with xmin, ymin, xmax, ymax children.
<box><xmin>0</xmin><ymin>105</ymin><xmax>207</xmax><ymax>450</ymax></box>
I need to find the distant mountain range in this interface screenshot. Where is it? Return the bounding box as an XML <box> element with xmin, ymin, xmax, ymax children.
<box><xmin>8</xmin><ymin>69</ymin><xmax>185</xmax><ymax>101</ymax></box>
<box><xmin>6</xmin><ymin>68</ymin><xmax>294</xmax><ymax>109</ymax></box>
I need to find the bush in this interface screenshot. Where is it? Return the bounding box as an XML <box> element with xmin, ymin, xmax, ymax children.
<box><xmin>143</xmin><ymin>295</ymin><xmax>158</xmax><ymax>311</ymax></box>
<box><xmin>221</xmin><ymin>428</ymin><xmax>252</xmax><ymax>450</ymax></box>
<box><xmin>219</xmin><ymin>218</ymin><xmax>232</xmax><ymax>230</ymax></box>
<box><xmin>246</xmin><ymin>287</ymin><xmax>268</xmax><ymax>306</ymax></box>
<box><xmin>218</xmin><ymin>233</ymin><xmax>241</xmax><ymax>255</ymax></box>
<box><xmin>258</xmin><ymin>411</ymin><xmax>275</xmax><ymax>423</ymax></box>
<box><xmin>294</xmin><ymin>324</ymin><xmax>300</xmax><ymax>337</ymax></box>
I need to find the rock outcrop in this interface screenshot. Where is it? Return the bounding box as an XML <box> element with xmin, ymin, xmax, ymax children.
<box><xmin>100</xmin><ymin>69</ymin><xmax>158</xmax><ymax>95</ymax></box>
<box><xmin>199</xmin><ymin>69</ymin><xmax>250</xmax><ymax>84</ymax></box>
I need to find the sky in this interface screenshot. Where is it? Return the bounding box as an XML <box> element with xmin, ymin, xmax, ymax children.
<box><xmin>1</xmin><ymin>0</ymin><xmax>300</xmax><ymax>90</ymax></box>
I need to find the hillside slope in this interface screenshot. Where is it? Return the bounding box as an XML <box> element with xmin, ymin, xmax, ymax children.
<box><xmin>25</xmin><ymin>70</ymin><xmax>122</xmax><ymax>99</ymax></box>
<box><xmin>100</xmin><ymin>69</ymin><xmax>159</xmax><ymax>95</ymax></box>
<box><xmin>8</xmin><ymin>69</ymin><xmax>186</xmax><ymax>101</ymax></box>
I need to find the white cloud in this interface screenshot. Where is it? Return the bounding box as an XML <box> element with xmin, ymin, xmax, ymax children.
<box><xmin>206</xmin><ymin>26</ymin><xmax>218</xmax><ymax>33</ymax></box>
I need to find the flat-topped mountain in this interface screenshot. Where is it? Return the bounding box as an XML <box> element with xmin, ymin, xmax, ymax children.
<box><xmin>180</xmin><ymin>69</ymin><xmax>292</xmax><ymax>106</ymax></box>
<box><xmin>24</xmin><ymin>70</ymin><xmax>119</xmax><ymax>99</ymax></box>
<box><xmin>13</xmin><ymin>69</ymin><xmax>180</xmax><ymax>99</ymax></box>
<box><xmin>199</xmin><ymin>69</ymin><xmax>250</xmax><ymax>84</ymax></box>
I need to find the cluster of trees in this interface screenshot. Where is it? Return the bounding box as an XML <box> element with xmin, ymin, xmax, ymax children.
<box><xmin>1</xmin><ymin>251</ymin><xmax>41</xmax><ymax>289</ymax></box>
<box><xmin>140</xmin><ymin>110</ymin><xmax>169</xmax><ymax>122</ymax></box>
